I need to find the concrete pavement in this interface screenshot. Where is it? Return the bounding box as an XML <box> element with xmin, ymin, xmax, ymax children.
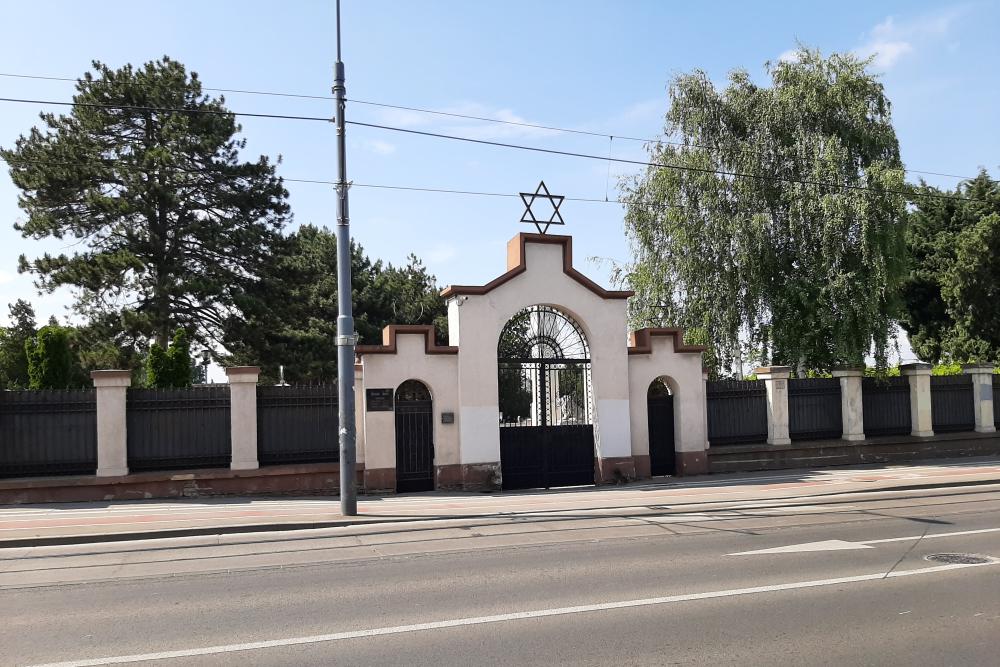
<box><xmin>4</xmin><ymin>456</ymin><xmax>1000</xmax><ymax>547</ymax></box>
<box><xmin>3</xmin><ymin>481</ymin><xmax>1000</xmax><ymax>665</ymax></box>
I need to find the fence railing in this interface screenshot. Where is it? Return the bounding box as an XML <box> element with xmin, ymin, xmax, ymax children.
<box><xmin>930</xmin><ymin>375</ymin><xmax>975</xmax><ymax>433</ymax></box>
<box><xmin>862</xmin><ymin>376</ymin><xmax>911</xmax><ymax>437</ymax></box>
<box><xmin>706</xmin><ymin>380</ymin><xmax>768</xmax><ymax>446</ymax></box>
<box><xmin>788</xmin><ymin>378</ymin><xmax>842</xmax><ymax>441</ymax></box>
<box><xmin>257</xmin><ymin>385</ymin><xmax>339</xmax><ymax>465</ymax></box>
<box><xmin>0</xmin><ymin>390</ymin><xmax>97</xmax><ymax>479</ymax></box>
<box><xmin>126</xmin><ymin>386</ymin><xmax>231</xmax><ymax>472</ymax></box>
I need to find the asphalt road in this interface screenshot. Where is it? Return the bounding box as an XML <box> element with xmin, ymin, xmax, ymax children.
<box><xmin>4</xmin><ymin>483</ymin><xmax>1000</xmax><ymax>666</ymax></box>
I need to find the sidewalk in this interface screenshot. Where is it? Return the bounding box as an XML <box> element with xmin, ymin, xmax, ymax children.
<box><xmin>3</xmin><ymin>456</ymin><xmax>1000</xmax><ymax>548</ymax></box>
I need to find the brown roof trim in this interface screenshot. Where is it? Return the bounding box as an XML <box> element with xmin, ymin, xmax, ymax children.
<box><xmin>355</xmin><ymin>324</ymin><xmax>457</xmax><ymax>357</ymax></box>
<box><xmin>440</xmin><ymin>233</ymin><xmax>634</xmax><ymax>300</ymax></box>
<box><xmin>627</xmin><ymin>327</ymin><xmax>708</xmax><ymax>355</ymax></box>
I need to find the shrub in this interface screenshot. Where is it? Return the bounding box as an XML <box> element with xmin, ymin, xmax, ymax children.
<box><xmin>25</xmin><ymin>325</ymin><xmax>74</xmax><ymax>389</ymax></box>
<box><xmin>145</xmin><ymin>329</ymin><xmax>193</xmax><ymax>388</ymax></box>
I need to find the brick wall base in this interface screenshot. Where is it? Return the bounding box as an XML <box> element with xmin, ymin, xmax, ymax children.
<box><xmin>462</xmin><ymin>463</ymin><xmax>501</xmax><ymax>492</ymax></box>
<box><xmin>632</xmin><ymin>454</ymin><xmax>651</xmax><ymax>480</ymax></box>
<box><xmin>0</xmin><ymin>463</ymin><xmax>363</xmax><ymax>505</ymax></box>
<box><xmin>363</xmin><ymin>467</ymin><xmax>396</xmax><ymax>494</ymax></box>
<box><xmin>595</xmin><ymin>456</ymin><xmax>637</xmax><ymax>484</ymax></box>
<box><xmin>676</xmin><ymin>451</ymin><xmax>709</xmax><ymax>476</ymax></box>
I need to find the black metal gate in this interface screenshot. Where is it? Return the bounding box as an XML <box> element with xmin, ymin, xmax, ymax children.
<box><xmin>647</xmin><ymin>380</ymin><xmax>675</xmax><ymax>476</ymax></box>
<box><xmin>498</xmin><ymin>305</ymin><xmax>595</xmax><ymax>491</ymax></box>
<box><xmin>395</xmin><ymin>380</ymin><xmax>434</xmax><ymax>492</ymax></box>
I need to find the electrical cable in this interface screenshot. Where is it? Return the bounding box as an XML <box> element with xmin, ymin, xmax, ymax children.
<box><xmin>0</xmin><ymin>70</ymin><xmax>988</xmax><ymax>183</ymax></box>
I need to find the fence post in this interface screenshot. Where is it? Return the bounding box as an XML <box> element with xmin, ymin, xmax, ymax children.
<box><xmin>963</xmin><ymin>364</ymin><xmax>996</xmax><ymax>434</ymax></box>
<box><xmin>832</xmin><ymin>365</ymin><xmax>865</xmax><ymax>441</ymax></box>
<box><xmin>755</xmin><ymin>366</ymin><xmax>791</xmax><ymax>445</ymax></box>
<box><xmin>900</xmin><ymin>363</ymin><xmax>934</xmax><ymax>437</ymax></box>
<box><xmin>226</xmin><ymin>366</ymin><xmax>260</xmax><ymax>470</ymax></box>
<box><xmin>91</xmin><ymin>370</ymin><xmax>131</xmax><ymax>477</ymax></box>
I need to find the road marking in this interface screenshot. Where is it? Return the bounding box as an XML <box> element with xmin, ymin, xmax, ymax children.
<box><xmin>730</xmin><ymin>526</ymin><xmax>1000</xmax><ymax>555</ymax></box>
<box><xmin>29</xmin><ymin>559</ymin><xmax>998</xmax><ymax>667</ymax></box>
<box><xmin>863</xmin><ymin>527</ymin><xmax>1000</xmax><ymax>544</ymax></box>
<box><xmin>730</xmin><ymin>539</ymin><xmax>875</xmax><ymax>555</ymax></box>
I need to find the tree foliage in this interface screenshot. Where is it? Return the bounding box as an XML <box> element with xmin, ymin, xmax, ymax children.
<box><xmin>618</xmin><ymin>47</ymin><xmax>907</xmax><ymax>375</ymax></box>
<box><xmin>0</xmin><ymin>300</ymin><xmax>37</xmax><ymax>389</ymax></box>
<box><xmin>1</xmin><ymin>57</ymin><xmax>289</xmax><ymax>347</ymax></box>
<box><xmin>902</xmin><ymin>171</ymin><xmax>1000</xmax><ymax>363</ymax></box>
<box><xmin>146</xmin><ymin>328</ymin><xmax>193</xmax><ymax>388</ymax></box>
<box><xmin>25</xmin><ymin>325</ymin><xmax>74</xmax><ymax>389</ymax></box>
<box><xmin>223</xmin><ymin>225</ymin><xmax>448</xmax><ymax>383</ymax></box>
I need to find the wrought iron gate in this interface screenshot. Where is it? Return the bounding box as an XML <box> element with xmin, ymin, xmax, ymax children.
<box><xmin>646</xmin><ymin>380</ymin><xmax>675</xmax><ymax>476</ymax></box>
<box><xmin>498</xmin><ymin>305</ymin><xmax>595</xmax><ymax>490</ymax></box>
<box><xmin>395</xmin><ymin>380</ymin><xmax>434</xmax><ymax>492</ymax></box>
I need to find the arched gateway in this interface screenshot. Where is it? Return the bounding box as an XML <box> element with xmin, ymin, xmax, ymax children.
<box><xmin>498</xmin><ymin>305</ymin><xmax>594</xmax><ymax>489</ymax></box>
<box><xmin>356</xmin><ymin>230</ymin><xmax>709</xmax><ymax>494</ymax></box>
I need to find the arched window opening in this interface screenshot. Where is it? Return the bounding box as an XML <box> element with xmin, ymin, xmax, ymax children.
<box><xmin>497</xmin><ymin>305</ymin><xmax>593</xmax><ymax>427</ymax></box>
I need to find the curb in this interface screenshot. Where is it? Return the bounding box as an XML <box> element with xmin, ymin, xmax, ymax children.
<box><xmin>4</xmin><ymin>475</ymin><xmax>1000</xmax><ymax>550</ymax></box>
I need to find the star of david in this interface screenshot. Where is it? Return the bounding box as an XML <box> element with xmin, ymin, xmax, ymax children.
<box><xmin>519</xmin><ymin>181</ymin><xmax>565</xmax><ymax>234</ymax></box>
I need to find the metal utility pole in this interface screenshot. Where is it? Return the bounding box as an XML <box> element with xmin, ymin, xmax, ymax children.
<box><xmin>333</xmin><ymin>0</ymin><xmax>357</xmax><ymax>516</ymax></box>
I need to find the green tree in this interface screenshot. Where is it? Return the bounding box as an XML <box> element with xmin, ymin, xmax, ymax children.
<box><xmin>145</xmin><ymin>328</ymin><xmax>193</xmax><ymax>388</ymax></box>
<box><xmin>618</xmin><ymin>47</ymin><xmax>907</xmax><ymax>375</ymax></box>
<box><xmin>902</xmin><ymin>171</ymin><xmax>1000</xmax><ymax>363</ymax></box>
<box><xmin>0</xmin><ymin>300</ymin><xmax>37</xmax><ymax>389</ymax></box>
<box><xmin>1</xmin><ymin>57</ymin><xmax>290</xmax><ymax>347</ymax></box>
<box><xmin>223</xmin><ymin>226</ymin><xmax>448</xmax><ymax>383</ymax></box>
<box><xmin>25</xmin><ymin>325</ymin><xmax>74</xmax><ymax>389</ymax></box>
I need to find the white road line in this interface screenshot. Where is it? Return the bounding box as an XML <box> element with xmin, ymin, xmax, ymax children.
<box><xmin>863</xmin><ymin>527</ymin><xmax>1000</xmax><ymax>544</ymax></box>
<box><xmin>29</xmin><ymin>560</ymin><xmax>998</xmax><ymax>667</ymax></box>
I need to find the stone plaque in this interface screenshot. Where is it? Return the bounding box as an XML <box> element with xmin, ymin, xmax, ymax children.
<box><xmin>441</xmin><ymin>411</ymin><xmax>455</xmax><ymax>424</ymax></box>
<box><xmin>365</xmin><ymin>388</ymin><xmax>394</xmax><ymax>412</ymax></box>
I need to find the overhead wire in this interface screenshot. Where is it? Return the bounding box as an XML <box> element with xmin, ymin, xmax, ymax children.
<box><xmin>0</xmin><ymin>95</ymin><xmax>988</xmax><ymax>203</ymax></box>
<box><xmin>0</xmin><ymin>70</ymin><xmax>989</xmax><ymax>183</ymax></box>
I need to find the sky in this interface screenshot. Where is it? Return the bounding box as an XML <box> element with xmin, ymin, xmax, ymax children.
<box><xmin>0</xmin><ymin>0</ymin><xmax>998</xmax><ymax>367</ymax></box>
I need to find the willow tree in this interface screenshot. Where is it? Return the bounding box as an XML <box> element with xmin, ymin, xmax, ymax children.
<box><xmin>619</xmin><ymin>48</ymin><xmax>907</xmax><ymax>374</ymax></box>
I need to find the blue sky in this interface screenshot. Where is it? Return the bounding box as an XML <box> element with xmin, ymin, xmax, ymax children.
<box><xmin>1</xmin><ymin>0</ymin><xmax>997</xmax><ymax>363</ymax></box>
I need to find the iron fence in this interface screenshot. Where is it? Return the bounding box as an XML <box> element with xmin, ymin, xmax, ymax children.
<box><xmin>788</xmin><ymin>378</ymin><xmax>842</xmax><ymax>441</ymax></box>
<box><xmin>0</xmin><ymin>389</ymin><xmax>97</xmax><ymax>478</ymax></box>
<box><xmin>930</xmin><ymin>375</ymin><xmax>975</xmax><ymax>433</ymax></box>
<box><xmin>995</xmin><ymin>375</ymin><xmax>999</xmax><ymax>429</ymax></box>
<box><xmin>257</xmin><ymin>384</ymin><xmax>339</xmax><ymax>465</ymax></box>
<box><xmin>126</xmin><ymin>386</ymin><xmax>231</xmax><ymax>471</ymax></box>
<box><xmin>706</xmin><ymin>380</ymin><xmax>768</xmax><ymax>446</ymax></box>
<box><xmin>862</xmin><ymin>376</ymin><xmax>911</xmax><ymax>437</ymax></box>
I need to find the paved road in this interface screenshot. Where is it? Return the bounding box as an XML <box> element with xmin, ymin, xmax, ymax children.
<box><xmin>3</xmin><ymin>481</ymin><xmax>1000</xmax><ymax>665</ymax></box>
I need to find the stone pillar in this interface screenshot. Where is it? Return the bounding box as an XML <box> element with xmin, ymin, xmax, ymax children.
<box><xmin>226</xmin><ymin>366</ymin><xmax>260</xmax><ymax>470</ymax></box>
<box><xmin>755</xmin><ymin>366</ymin><xmax>791</xmax><ymax>445</ymax></box>
<box><xmin>900</xmin><ymin>363</ymin><xmax>933</xmax><ymax>437</ymax></box>
<box><xmin>91</xmin><ymin>370</ymin><xmax>131</xmax><ymax>477</ymax></box>
<box><xmin>963</xmin><ymin>364</ymin><xmax>996</xmax><ymax>434</ymax></box>
<box><xmin>832</xmin><ymin>365</ymin><xmax>865</xmax><ymax>441</ymax></box>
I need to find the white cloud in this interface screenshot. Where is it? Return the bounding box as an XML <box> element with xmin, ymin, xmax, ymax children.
<box><xmin>425</xmin><ymin>243</ymin><xmax>458</xmax><ymax>263</ymax></box>
<box><xmin>373</xmin><ymin>101</ymin><xmax>558</xmax><ymax>141</ymax></box>
<box><xmin>855</xmin><ymin>6</ymin><xmax>968</xmax><ymax>70</ymax></box>
<box><xmin>778</xmin><ymin>49</ymin><xmax>800</xmax><ymax>64</ymax></box>
<box><xmin>363</xmin><ymin>139</ymin><xmax>396</xmax><ymax>155</ymax></box>
<box><xmin>0</xmin><ymin>270</ymin><xmax>16</xmax><ymax>285</ymax></box>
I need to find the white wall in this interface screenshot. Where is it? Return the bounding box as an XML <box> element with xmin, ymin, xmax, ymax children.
<box><xmin>451</xmin><ymin>241</ymin><xmax>633</xmax><ymax>464</ymax></box>
<box><xmin>627</xmin><ymin>336</ymin><xmax>707</xmax><ymax>456</ymax></box>
<box><xmin>360</xmin><ymin>335</ymin><xmax>460</xmax><ymax>471</ymax></box>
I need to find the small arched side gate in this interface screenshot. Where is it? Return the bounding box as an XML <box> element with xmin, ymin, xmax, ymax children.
<box><xmin>395</xmin><ymin>380</ymin><xmax>434</xmax><ymax>492</ymax></box>
<box><xmin>498</xmin><ymin>305</ymin><xmax>595</xmax><ymax>490</ymax></box>
<box><xmin>647</xmin><ymin>379</ymin><xmax>676</xmax><ymax>476</ymax></box>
